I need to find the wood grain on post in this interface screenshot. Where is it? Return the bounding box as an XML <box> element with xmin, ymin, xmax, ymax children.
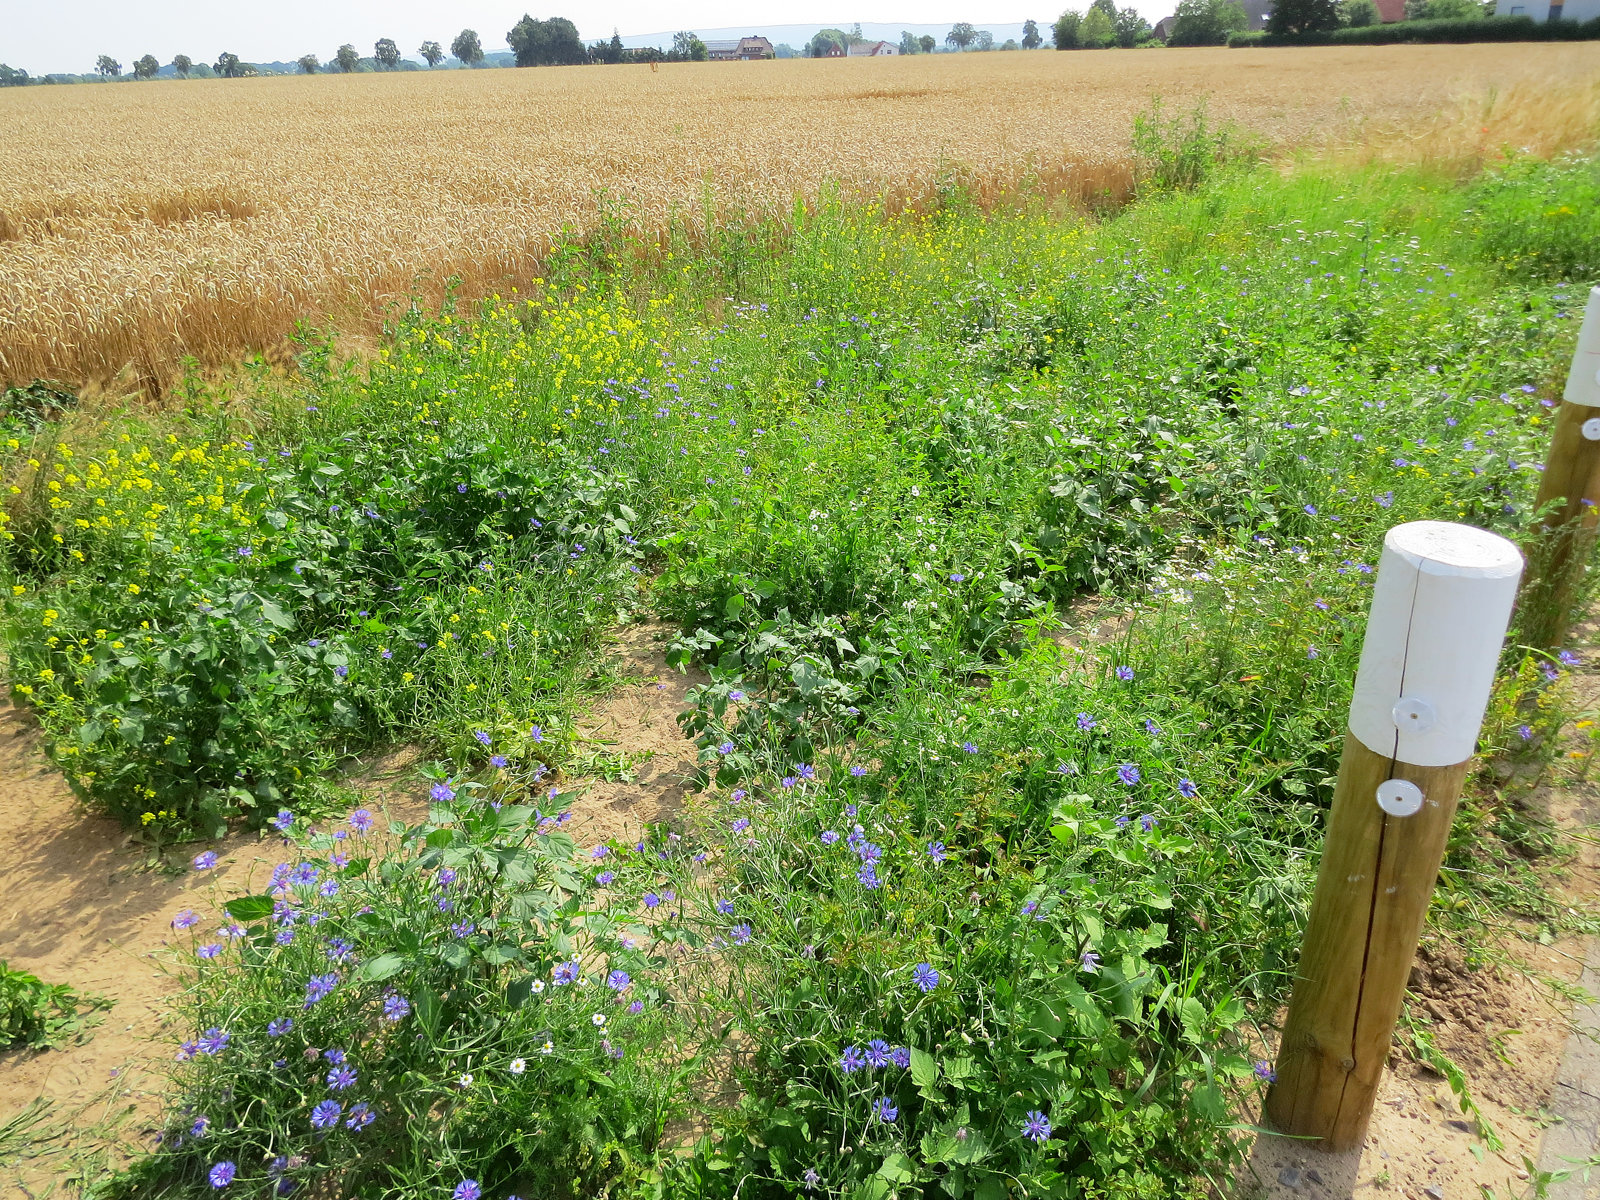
<box><xmin>1266</xmin><ymin>522</ymin><xmax>1523</xmax><ymax>1151</ymax></box>
<box><xmin>1524</xmin><ymin>287</ymin><xmax>1600</xmax><ymax>649</ymax></box>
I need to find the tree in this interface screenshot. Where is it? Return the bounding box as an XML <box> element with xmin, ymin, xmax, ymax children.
<box><xmin>1341</xmin><ymin>0</ymin><xmax>1381</xmax><ymax>23</ymax></box>
<box><xmin>172</xmin><ymin>54</ymin><xmax>192</xmax><ymax>76</ymax></box>
<box><xmin>451</xmin><ymin>29</ymin><xmax>484</xmax><ymax>65</ymax></box>
<box><xmin>1268</xmin><ymin>0</ymin><xmax>1343</xmax><ymax>33</ymax></box>
<box><xmin>335</xmin><ymin>43</ymin><xmax>360</xmax><ymax>72</ymax></box>
<box><xmin>609</xmin><ymin>31</ymin><xmax>625</xmax><ymax>61</ymax></box>
<box><xmin>1080</xmin><ymin>7</ymin><xmax>1116</xmax><ymax>44</ymax></box>
<box><xmin>374</xmin><ymin>38</ymin><xmax>401</xmax><ymax>69</ymax></box>
<box><xmin>1405</xmin><ymin>0</ymin><xmax>1484</xmax><ymax>16</ymax></box>
<box><xmin>508</xmin><ymin>16</ymin><xmax>587</xmax><ymax>66</ymax></box>
<box><xmin>673</xmin><ymin>30</ymin><xmax>698</xmax><ymax>55</ymax></box>
<box><xmin>688</xmin><ymin>36</ymin><xmax>708</xmax><ymax>60</ymax></box>
<box><xmin>808</xmin><ymin>28</ymin><xmax>848</xmax><ymax>55</ymax></box>
<box><xmin>214</xmin><ymin>52</ymin><xmax>244</xmax><ymax>77</ymax></box>
<box><xmin>918</xmin><ymin>34</ymin><xmax>937</xmax><ymax>51</ymax></box>
<box><xmin>1002</xmin><ymin>37</ymin><xmax>1020</xmax><ymax>47</ymax></box>
<box><xmin>1115</xmin><ymin>7</ymin><xmax>1153</xmax><ymax>43</ymax></box>
<box><xmin>95</xmin><ymin>55</ymin><xmax>122</xmax><ymax>78</ymax></box>
<box><xmin>0</xmin><ymin>64</ymin><xmax>31</xmax><ymax>86</ymax></box>
<box><xmin>1167</xmin><ymin>0</ymin><xmax>1248</xmax><ymax>43</ymax></box>
<box><xmin>1022</xmin><ymin>18</ymin><xmax>1044</xmax><ymax>46</ymax></box>
<box><xmin>946</xmin><ymin>22</ymin><xmax>979</xmax><ymax>48</ymax></box>
<box><xmin>297</xmin><ymin>53</ymin><xmax>321</xmax><ymax>73</ymax></box>
<box><xmin>976</xmin><ymin>29</ymin><xmax>996</xmax><ymax>49</ymax></box>
<box><xmin>418</xmin><ymin>40</ymin><xmax>444</xmax><ymax>67</ymax></box>
<box><xmin>133</xmin><ymin>54</ymin><xmax>159</xmax><ymax>79</ymax></box>
<box><xmin>1091</xmin><ymin>0</ymin><xmax>1121</xmax><ymax>19</ymax></box>
<box><xmin>1054</xmin><ymin>11</ymin><xmax>1084</xmax><ymax>47</ymax></box>
<box><xmin>899</xmin><ymin>30</ymin><xmax>919</xmax><ymax>52</ymax></box>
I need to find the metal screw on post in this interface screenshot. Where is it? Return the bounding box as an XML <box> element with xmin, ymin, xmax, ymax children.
<box><xmin>1265</xmin><ymin>521</ymin><xmax>1522</xmax><ymax>1151</ymax></box>
<box><xmin>1524</xmin><ymin>286</ymin><xmax>1600</xmax><ymax>650</ymax></box>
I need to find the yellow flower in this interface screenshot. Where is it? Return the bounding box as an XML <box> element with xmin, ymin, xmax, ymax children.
<box><xmin>128</xmin><ymin>584</ymin><xmax>141</xmax><ymax>594</ymax></box>
<box><xmin>402</xmin><ymin>671</ymin><xmax>415</xmax><ymax>683</ymax></box>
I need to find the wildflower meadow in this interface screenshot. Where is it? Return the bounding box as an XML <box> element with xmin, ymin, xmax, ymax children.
<box><xmin>5</xmin><ymin>124</ymin><xmax>1600</xmax><ymax>1197</ymax></box>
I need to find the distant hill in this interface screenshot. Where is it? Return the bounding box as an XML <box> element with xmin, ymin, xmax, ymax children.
<box><xmin>617</xmin><ymin>22</ymin><xmax>1033</xmax><ymax>52</ymax></box>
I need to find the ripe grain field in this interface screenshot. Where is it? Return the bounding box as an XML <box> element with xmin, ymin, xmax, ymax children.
<box><xmin>1</xmin><ymin>44</ymin><xmax>1598</xmax><ymax>392</ymax></box>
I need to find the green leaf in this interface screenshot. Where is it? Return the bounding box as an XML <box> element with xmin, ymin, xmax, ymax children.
<box><xmin>360</xmin><ymin>953</ymin><xmax>407</xmax><ymax>982</ymax></box>
<box><xmin>942</xmin><ymin>1055</ymin><xmax>976</xmax><ymax>1085</ymax></box>
<box><xmin>1191</xmin><ymin>1082</ymin><xmax>1226</xmax><ymax>1123</ymax></box>
<box><xmin>974</xmin><ymin>1177</ymin><xmax>1007</xmax><ymax>1200</ymax></box>
<box><xmin>259</xmin><ymin>600</ymin><xmax>295</xmax><ymax>630</ymax></box>
<box><xmin>506</xmin><ymin>975</ymin><xmax>534</xmax><ymax>1009</ymax></box>
<box><xmin>1177</xmin><ymin>996</ymin><xmax>1208</xmax><ymax>1043</ymax></box>
<box><xmin>910</xmin><ymin>1046</ymin><xmax>940</xmax><ymax>1098</ymax></box>
<box><xmin>876</xmin><ymin>1152</ymin><xmax>914</xmax><ymax>1184</ymax></box>
<box><xmin>223</xmin><ymin>895</ymin><xmax>274</xmax><ymax>922</ymax></box>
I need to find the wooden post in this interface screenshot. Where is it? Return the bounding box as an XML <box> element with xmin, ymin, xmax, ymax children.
<box><xmin>1524</xmin><ymin>286</ymin><xmax>1600</xmax><ymax>650</ymax></box>
<box><xmin>1266</xmin><ymin>521</ymin><xmax>1523</xmax><ymax>1151</ymax></box>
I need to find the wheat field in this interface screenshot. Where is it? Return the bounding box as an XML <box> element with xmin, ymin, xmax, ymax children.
<box><xmin>2</xmin><ymin>44</ymin><xmax>1598</xmax><ymax>391</ymax></box>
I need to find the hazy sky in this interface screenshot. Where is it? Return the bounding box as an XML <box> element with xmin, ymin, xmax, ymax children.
<box><xmin>6</xmin><ymin>1</ymin><xmax>1111</xmax><ymax>75</ymax></box>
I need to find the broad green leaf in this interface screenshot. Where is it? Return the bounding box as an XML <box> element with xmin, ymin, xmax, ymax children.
<box><xmin>224</xmin><ymin>895</ymin><xmax>274</xmax><ymax>922</ymax></box>
<box><xmin>360</xmin><ymin>953</ymin><xmax>407</xmax><ymax>982</ymax></box>
<box><xmin>910</xmin><ymin>1046</ymin><xmax>940</xmax><ymax>1097</ymax></box>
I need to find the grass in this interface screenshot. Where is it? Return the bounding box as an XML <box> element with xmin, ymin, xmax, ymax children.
<box><xmin>0</xmin><ymin>962</ymin><xmax>110</xmax><ymax>1052</ymax></box>
<box><xmin>4</xmin><ymin>117</ymin><xmax>1599</xmax><ymax>1197</ymax></box>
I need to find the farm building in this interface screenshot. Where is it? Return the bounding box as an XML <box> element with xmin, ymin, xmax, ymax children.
<box><xmin>1495</xmin><ymin>0</ymin><xmax>1600</xmax><ymax>17</ymax></box>
<box><xmin>704</xmin><ymin>35</ymin><xmax>775</xmax><ymax>59</ymax></box>
<box><xmin>847</xmin><ymin>40</ymin><xmax>900</xmax><ymax>55</ymax></box>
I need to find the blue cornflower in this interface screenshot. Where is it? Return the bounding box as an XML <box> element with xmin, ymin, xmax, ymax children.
<box><xmin>192</xmin><ymin>851</ymin><xmax>218</xmax><ymax>871</ymax></box>
<box><xmin>891</xmin><ymin>1046</ymin><xmax>911</xmax><ymax>1068</ymax></box>
<box><xmin>310</xmin><ymin>1100</ymin><xmax>342</xmax><ymax>1130</ymax></box>
<box><xmin>191</xmin><ymin>1116</ymin><xmax>210</xmax><ymax>1137</ymax></box>
<box><xmin>529</xmin><ymin>725</ymin><xmax>543</xmax><ymax>742</ymax></box>
<box><xmin>1021</xmin><ymin>1110</ymin><xmax>1052</xmax><ymax>1143</ymax></box>
<box><xmin>1178</xmin><ymin>779</ymin><xmax>1198</xmax><ymax>798</ymax></box>
<box><xmin>1117</xmin><ymin>762</ymin><xmax>1141</xmax><ymax>786</ymax></box>
<box><xmin>383</xmin><ymin>993</ymin><xmax>410</xmax><ymax>1021</ymax></box>
<box><xmin>303</xmin><ymin>973</ymin><xmax>338</xmax><ymax>1007</ymax></box>
<box><xmin>1139</xmin><ymin>814</ymin><xmax>1157</xmax><ymax>832</ymax></box>
<box><xmin>474</xmin><ymin>730</ymin><xmax>491</xmax><ymax>745</ymax></box>
<box><xmin>1076</xmin><ymin>712</ymin><xmax>1095</xmax><ymax>731</ymax></box>
<box><xmin>961</xmin><ymin>741</ymin><xmax>979</xmax><ymax>754</ymax></box>
<box><xmin>450</xmin><ymin>920</ymin><xmax>475</xmax><ymax>938</ymax></box>
<box><xmin>1518</xmin><ymin>724</ymin><xmax>1534</xmax><ymax>741</ymax></box>
<box><xmin>716</xmin><ymin>898</ymin><xmax>735</xmax><ymax>914</ymax></box>
<box><xmin>453</xmin><ymin>1181</ymin><xmax>482</xmax><ymax>1200</ymax></box>
<box><xmin>821</xmin><ymin>830</ymin><xmax>840</xmax><ymax>845</ymax></box>
<box><xmin>490</xmin><ymin>755</ymin><xmax>508</xmax><ymax>768</ymax></box>
<box><xmin>172</xmin><ymin>909</ymin><xmax>199</xmax><ymax>930</ymax></box>
<box><xmin>731</xmin><ymin>923</ymin><xmax>753</xmax><ymax>945</ymax></box>
<box><xmin>949</xmin><ymin>572</ymin><xmax>965</xmax><ymax>582</ymax></box>
<box><xmin>269</xmin><ymin>809</ymin><xmax>295</xmax><ymax>833</ymax></box>
<box><xmin>865</xmin><ymin>1039</ymin><xmax>891</xmax><ymax>1068</ymax></box>
<box><xmin>607</xmin><ymin>970</ymin><xmax>631</xmax><ymax>991</ymax></box>
<box><xmin>207</xmin><ymin>1160</ymin><xmax>237</xmax><ymax>1188</ymax></box>
<box><xmin>197</xmin><ymin>1027</ymin><xmax>229</xmax><ymax>1055</ymax></box>
<box><xmin>1115</xmin><ymin>666</ymin><xmax>1134</xmax><ymax>681</ymax></box>
<box><xmin>596</xmin><ymin>870</ymin><xmax>615</xmax><ymax>885</ymax></box>
<box><xmin>717</xmin><ymin>741</ymin><xmax>734</xmax><ymax>755</ymax></box>
<box><xmin>267</xmin><ymin>1017</ymin><xmax>293</xmax><ymax>1037</ymax></box>
<box><xmin>856</xmin><ymin>842</ymin><xmax>882</xmax><ymax>864</ymax></box>
<box><xmin>730</xmin><ymin>817</ymin><xmax>750</xmax><ymax>833</ymax></box>
<box><xmin>857</xmin><ymin>863</ymin><xmax>881</xmax><ymax>889</ymax></box>
<box><xmin>349</xmin><ymin>809</ymin><xmax>374</xmax><ymax>833</ymax></box>
<box><xmin>289</xmin><ymin>863</ymin><xmax>319</xmax><ymax>887</ymax></box>
<box><xmin>1081</xmin><ymin>950</ymin><xmax>1101</xmax><ymax>971</ymax></box>
<box><xmin>324</xmin><ymin>1048</ymin><xmax>345</xmax><ymax>1064</ymax></box>
<box><xmin>1561</xmin><ymin>650</ymin><xmax>1581</xmax><ymax>667</ymax></box>
<box><xmin>1254</xmin><ymin>1060</ymin><xmax>1277</xmax><ymax>1083</ymax></box>
<box><xmin>430</xmin><ymin>783</ymin><xmax>455</xmax><ymax>802</ymax></box>
<box><xmin>873</xmin><ymin>1097</ymin><xmax>899</xmax><ymax>1123</ymax></box>
<box><xmin>327</xmin><ymin>1064</ymin><xmax>357</xmax><ymax>1090</ymax></box>
<box><xmin>334</xmin><ymin>664</ymin><xmax>348</xmax><ymax>679</ymax></box>
<box><xmin>798</xmin><ymin>764</ymin><xmax>816</xmax><ymax>780</ymax></box>
<box><xmin>781</xmin><ymin>776</ymin><xmax>798</xmax><ymax>789</ymax></box>
<box><xmin>1304</xmin><ymin>504</ymin><xmax>1318</xmax><ymax>516</ymax></box>
<box><xmin>840</xmin><ymin>1046</ymin><xmax>865</xmax><ymax>1073</ymax></box>
<box><xmin>643</xmin><ymin>892</ymin><xmax>661</xmax><ymax>909</ymax></box>
<box><xmin>804</xmin><ymin>1169</ymin><xmax>820</xmax><ymax>1189</ymax></box>
<box><xmin>912</xmin><ymin>963</ymin><xmax>939</xmax><ymax>992</ymax></box>
<box><xmin>1376</xmin><ymin>491</ymin><xmax>1394</xmax><ymax>508</ymax></box>
<box><xmin>197</xmin><ymin>943</ymin><xmax>223</xmax><ymax>959</ymax></box>
<box><xmin>927</xmin><ymin>841</ymin><xmax>947</xmax><ymax>865</ymax></box>
<box><xmin>552</xmin><ymin>960</ymin><xmax>580</xmax><ymax>986</ymax></box>
<box><xmin>345</xmin><ymin>1102</ymin><xmax>375</xmax><ymax>1130</ymax></box>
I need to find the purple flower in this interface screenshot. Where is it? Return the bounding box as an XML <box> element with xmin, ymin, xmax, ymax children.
<box><xmin>873</xmin><ymin>1097</ymin><xmax>898</xmax><ymax>1123</ymax></box>
<box><xmin>552</xmin><ymin>960</ymin><xmax>580</xmax><ymax>986</ymax></box>
<box><xmin>849</xmin><ymin>765</ymin><xmax>867</xmax><ymax>777</ymax></box>
<box><xmin>1140</xmin><ymin>814</ymin><xmax>1157</xmax><ymax>832</ymax></box>
<box><xmin>891</xmin><ymin>1046</ymin><xmax>911</xmax><ymax>1069</ymax></box>
<box><xmin>865</xmin><ymin>1039</ymin><xmax>891</xmax><ymax>1068</ymax></box>
<box><xmin>349</xmin><ymin>809</ymin><xmax>374</xmax><ymax>833</ymax></box>
<box><xmin>1560</xmin><ymin>650</ymin><xmax>1581</xmax><ymax>667</ymax></box>
<box><xmin>453</xmin><ymin>1182</ymin><xmax>482</xmax><ymax>1200</ymax></box>
<box><xmin>1076</xmin><ymin>712</ymin><xmax>1096</xmax><ymax>731</ymax></box>
<box><xmin>820</xmin><ymin>830</ymin><xmax>840</xmax><ymax>845</ymax></box>
<box><xmin>310</xmin><ymin>1099</ymin><xmax>342</xmax><ymax>1130</ymax></box>
<box><xmin>1376</xmin><ymin>491</ymin><xmax>1394</xmax><ymax>508</ymax></box>
<box><xmin>303</xmin><ymin>973</ymin><xmax>338</xmax><ymax>1007</ymax></box>
<box><xmin>490</xmin><ymin>754</ymin><xmax>508</xmax><ymax>768</ymax></box>
<box><xmin>197</xmin><ymin>943</ymin><xmax>223</xmax><ymax>960</ymax></box>
<box><xmin>269</xmin><ymin>809</ymin><xmax>295</xmax><ymax>833</ymax></box>
<box><xmin>1115</xmin><ymin>666</ymin><xmax>1134</xmax><ymax>681</ymax></box>
<box><xmin>528</xmin><ymin>725</ymin><xmax>543</xmax><ymax>742</ymax></box>
<box><xmin>345</xmin><ymin>1102</ymin><xmax>375</xmax><ymax>1130</ymax></box>
<box><xmin>1518</xmin><ymin>724</ymin><xmax>1534</xmax><ymax>741</ymax></box>
<box><xmin>450</xmin><ymin>920</ymin><xmax>475</xmax><ymax>938</ymax></box>
<box><xmin>840</xmin><ymin>1046</ymin><xmax>865</xmax><ymax>1073</ymax></box>
<box><xmin>729</xmin><ymin>691</ymin><xmax>745</xmax><ymax>701</ymax></box>
<box><xmin>731</xmin><ymin>922</ymin><xmax>753</xmax><ymax>945</ymax></box>
<box><xmin>1178</xmin><ymin>779</ymin><xmax>1198</xmax><ymax>798</ymax></box>
<box><xmin>962</xmin><ymin>741</ymin><xmax>979</xmax><ymax>754</ymax></box>
<box><xmin>607</xmin><ymin>970</ymin><xmax>631</xmax><ymax>991</ymax></box>
<box><xmin>172</xmin><ymin>909</ymin><xmax>199</xmax><ymax>930</ymax></box>
<box><xmin>430</xmin><ymin>782</ymin><xmax>455</xmax><ymax>802</ymax></box>
<box><xmin>927</xmin><ymin>841</ymin><xmax>947</xmax><ymax>865</ymax></box>
<box><xmin>197</xmin><ymin>1027</ymin><xmax>230</xmax><ymax>1055</ymax></box>
<box><xmin>596</xmin><ymin>870</ymin><xmax>615</xmax><ymax>885</ymax></box>
<box><xmin>781</xmin><ymin>776</ymin><xmax>797</xmax><ymax>789</ymax></box>
<box><xmin>1021</xmin><ymin>1110</ymin><xmax>1052</xmax><ymax>1143</ymax></box>
<box><xmin>1081</xmin><ymin>950</ymin><xmax>1100</xmax><ymax>971</ymax></box>
<box><xmin>334</xmin><ymin>664</ymin><xmax>348</xmax><ymax>679</ymax></box>
<box><xmin>267</xmin><ymin>1017</ymin><xmax>293</xmax><ymax>1037</ymax></box>
<box><xmin>327</xmin><ymin>1064</ymin><xmax>357</xmax><ymax>1090</ymax></box>
<box><xmin>912</xmin><ymin>962</ymin><xmax>939</xmax><ymax>992</ymax></box>
<box><xmin>730</xmin><ymin>788</ymin><xmax>747</xmax><ymax>802</ymax></box>
<box><xmin>383</xmin><ymin>994</ymin><xmax>410</xmax><ymax>1021</ymax></box>
<box><xmin>716</xmin><ymin>898</ymin><xmax>735</xmax><ymax>914</ymax></box>
<box><xmin>804</xmin><ymin>1168</ymin><xmax>820</xmax><ymax>1189</ymax></box>
<box><xmin>207</xmin><ymin>1160</ymin><xmax>237</xmax><ymax>1188</ymax></box>
<box><xmin>1254</xmin><ymin>1060</ymin><xmax>1277</xmax><ymax>1083</ymax></box>
<box><xmin>192</xmin><ymin>851</ymin><xmax>218</xmax><ymax>871</ymax></box>
<box><xmin>1304</xmin><ymin>504</ymin><xmax>1318</xmax><ymax>516</ymax></box>
<box><xmin>1117</xmin><ymin>762</ymin><xmax>1141</xmax><ymax>786</ymax></box>
<box><xmin>717</xmin><ymin>741</ymin><xmax>734</xmax><ymax>755</ymax></box>
<box><xmin>857</xmin><ymin>863</ymin><xmax>881</xmax><ymax>889</ymax></box>
<box><xmin>730</xmin><ymin>817</ymin><xmax>750</xmax><ymax>834</ymax></box>
<box><xmin>643</xmin><ymin>892</ymin><xmax>661</xmax><ymax>909</ymax></box>
<box><xmin>629</xmin><ymin>999</ymin><xmax>644</xmax><ymax>1014</ymax></box>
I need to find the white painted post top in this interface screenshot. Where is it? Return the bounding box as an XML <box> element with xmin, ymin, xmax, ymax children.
<box><xmin>1348</xmin><ymin>521</ymin><xmax>1523</xmax><ymax>766</ymax></box>
<box><xmin>1565</xmin><ymin>287</ymin><xmax>1600</xmax><ymax>408</ymax></box>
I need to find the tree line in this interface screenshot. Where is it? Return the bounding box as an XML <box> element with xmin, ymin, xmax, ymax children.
<box><xmin>1052</xmin><ymin>0</ymin><xmax>1497</xmax><ymax>46</ymax></box>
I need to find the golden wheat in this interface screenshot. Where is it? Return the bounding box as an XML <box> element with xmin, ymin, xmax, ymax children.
<box><xmin>1</xmin><ymin>44</ymin><xmax>1597</xmax><ymax>391</ymax></box>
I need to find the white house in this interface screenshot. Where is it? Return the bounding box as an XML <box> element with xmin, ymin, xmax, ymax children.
<box><xmin>1495</xmin><ymin>0</ymin><xmax>1600</xmax><ymax>18</ymax></box>
<box><xmin>847</xmin><ymin>40</ymin><xmax>899</xmax><ymax>55</ymax></box>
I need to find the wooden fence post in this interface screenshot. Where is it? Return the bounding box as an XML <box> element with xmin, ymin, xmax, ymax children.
<box><xmin>1265</xmin><ymin>520</ymin><xmax>1523</xmax><ymax>1151</ymax></box>
<box><xmin>1523</xmin><ymin>285</ymin><xmax>1600</xmax><ymax>650</ymax></box>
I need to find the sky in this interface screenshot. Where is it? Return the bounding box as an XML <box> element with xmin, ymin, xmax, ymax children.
<box><xmin>6</xmin><ymin>1</ymin><xmax>1150</xmax><ymax>75</ymax></box>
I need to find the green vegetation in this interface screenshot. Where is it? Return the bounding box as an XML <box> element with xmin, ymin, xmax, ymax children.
<box><xmin>0</xmin><ymin>962</ymin><xmax>109</xmax><ymax>1050</ymax></box>
<box><xmin>10</xmin><ymin>125</ymin><xmax>1598</xmax><ymax>1196</ymax></box>
<box><xmin>1233</xmin><ymin>11</ymin><xmax>1600</xmax><ymax>42</ymax></box>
